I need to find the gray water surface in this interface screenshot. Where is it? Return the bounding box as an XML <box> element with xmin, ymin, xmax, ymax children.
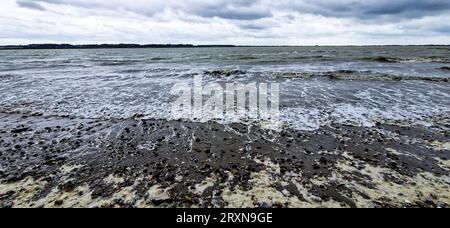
<box><xmin>1</xmin><ymin>46</ymin><xmax>449</xmax><ymax>130</ymax></box>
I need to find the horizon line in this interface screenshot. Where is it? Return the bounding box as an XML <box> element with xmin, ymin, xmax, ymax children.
<box><xmin>1</xmin><ymin>43</ymin><xmax>449</xmax><ymax>50</ymax></box>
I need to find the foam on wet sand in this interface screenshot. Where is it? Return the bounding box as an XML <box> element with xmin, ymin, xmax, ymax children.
<box><xmin>1</xmin><ymin>113</ymin><xmax>449</xmax><ymax>208</ymax></box>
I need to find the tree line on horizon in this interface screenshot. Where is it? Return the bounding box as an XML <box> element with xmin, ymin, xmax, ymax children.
<box><xmin>0</xmin><ymin>43</ymin><xmax>237</xmax><ymax>50</ymax></box>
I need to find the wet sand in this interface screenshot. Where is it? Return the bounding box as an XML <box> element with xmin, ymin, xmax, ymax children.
<box><xmin>0</xmin><ymin>112</ymin><xmax>449</xmax><ymax>208</ymax></box>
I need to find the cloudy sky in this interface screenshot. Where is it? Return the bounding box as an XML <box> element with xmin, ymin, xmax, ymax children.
<box><xmin>1</xmin><ymin>0</ymin><xmax>450</xmax><ymax>45</ymax></box>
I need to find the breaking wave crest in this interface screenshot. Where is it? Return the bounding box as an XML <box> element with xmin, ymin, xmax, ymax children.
<box><xmin>268</xmin><ymin>70</ymin><xmax>449</xmax><ymax>82</ymax></box>
<box><xmin>363</xmin><ymin>56</ymin><xmax>450</xmax><ymax>63</ymax></box>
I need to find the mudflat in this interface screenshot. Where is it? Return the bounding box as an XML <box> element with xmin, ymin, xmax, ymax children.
<box><xmin>1</xmin><ymin>112</ymin><xmax>449</xmax><ymax>208</ymax></box>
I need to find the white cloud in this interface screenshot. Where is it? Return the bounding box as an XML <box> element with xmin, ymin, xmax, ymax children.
<box><xmin>0</xmin><ymin>0</ymin><xmax>449</xmax><ymax>45</ymax></box>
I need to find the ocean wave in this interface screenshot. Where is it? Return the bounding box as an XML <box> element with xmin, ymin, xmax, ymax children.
<box><xmin>0</xmin><ymin>74</ymin><xmax>18</xmax><ymax>80</ymax></box>
<box><xmin>270</xmin><ymin>72</ymin><xmax>316</xmax><ymax>79</ymax></box>
<box><xmin>432</xmin><ymin>47</ymin><xmax>450</xmax><ymax>50</ymax></box>
<box><xmin>2</xmin><ymin>103</ymin><xmax>449</xmax><ymax>133</ymax></box>
<box><xmin>98</xmin><ymin>61</ymin><xmax>136</xmax><ymax>66</ymax></box>
<box><xmin>293</xmin><ymin>55</ymin><xmax>335</xmax><ymax>60</ymax></box>
<box><xmin>114</xmin><ymin>69</ymin><xmax>147</xmax><ymax>74</ymax></box>
<box><xmin>201</xmin><ymin>69</ymin><xmax>449</xmax><ymax>82</ymax></box>
<box><xmin>412</xmin><ymin>56</ymin><xmax>450</xmax><ymax>63</ymax></box>
<box><xmin>204</xmin><ymin>69</ymin><xmax>247</xmax><ymax>77</ymax></box>
<box><xmin>270</xmin><ymin>70</ymin><xmax>449</xmax><ymax>82</ymax></box>
<box><xmin>150</xmin><ymin>57</ymin><xmax>173</xmax><ymax>61</ymax></box>
<box><xmin>92</xmin><ymin>60</ymin><xmax>140</xmax><ymax>66</ymax></box>
<box><xmin>235</xmin><ymin>56</ymin><xmax>258</xmax><ymax>60</ymax></box>
<box><xmin>362</xmin><ymin>56</ymin><xmax>401</xmax><ymax>63</ymax></box>
<box><xmin>325</xmin><ymin>71</ymin><xmax>449</xmax><ymax>82</ymax></box>
<box><xmin>363</xmin><ymin>56</ymin><xmax>450</xmax><ymax>64</ymax></box>
<box><xmin>1</xmin><ymin>63</ymin><xmax>89</xmax><ymax>71</ymax></box>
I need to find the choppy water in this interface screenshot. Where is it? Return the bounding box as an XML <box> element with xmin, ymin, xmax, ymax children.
<box><xmin>1</xmin><ymin>46</ymin><xmax>449</xmax><ymax>130</ymax></box>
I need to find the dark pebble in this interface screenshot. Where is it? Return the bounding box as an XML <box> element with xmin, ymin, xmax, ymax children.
<box><xmin>11</xmin><ymin>128</ymin><xmax>31</xmax><ymax>134</ymax></box>
<box><xmin>54</xmin><ymin>200</ymin><xmax>64</xmax><ymax>206</ymax></box>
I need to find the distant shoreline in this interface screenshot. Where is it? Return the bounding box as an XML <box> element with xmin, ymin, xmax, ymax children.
<box><xmin>0</xmin><ymin>43</ymin><xmax>449</xmax><ymax>50</ymax></box>
<box><xmin>0</xmin><ymin>44</ymin><xmax>236</xmax><ymax>50</ymax></box>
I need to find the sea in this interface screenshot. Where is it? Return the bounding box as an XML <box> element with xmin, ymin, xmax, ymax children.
<box><xmin>1</xmin><ymin>46</ymin><xmax>449</xmax><ymax>130</ymax></box>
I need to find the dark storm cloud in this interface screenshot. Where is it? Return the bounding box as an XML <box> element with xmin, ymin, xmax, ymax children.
<box><xmin>363</xmin><ymin>0</ymin><xmax>450</xmax><ymax>17</ymax></box>
<box><xmin>190</xmin><ymin>0</ymin><xmax>272</xmax><ymax>20</ymax></box>
<box><xmin>32</xmin><ymin>0</ymin><xmax>272</xmax><ymax>20</ymax></box>
<box><xmin>194</xmin><ymin>8</ymin><xmax>271</xmax><ymax>20</ymax></box>
<box><xmin>28</xmin><ymin>0</ymin><xmax>450</xmax><ymax>21</ymax></box>
<box><xmin>17</xmin><ymin>0</ymin><xmax>46</xmax><ymax>11</ymax></box>
<box><xmin>238</xmin><ymin>23</ymin><xmax>272</xmax><ymax>30</ymax></box>
<box><xmin>285</xmin><ymin>0</ymin><xmax>450</xmax><ymax>19</ymax></box>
